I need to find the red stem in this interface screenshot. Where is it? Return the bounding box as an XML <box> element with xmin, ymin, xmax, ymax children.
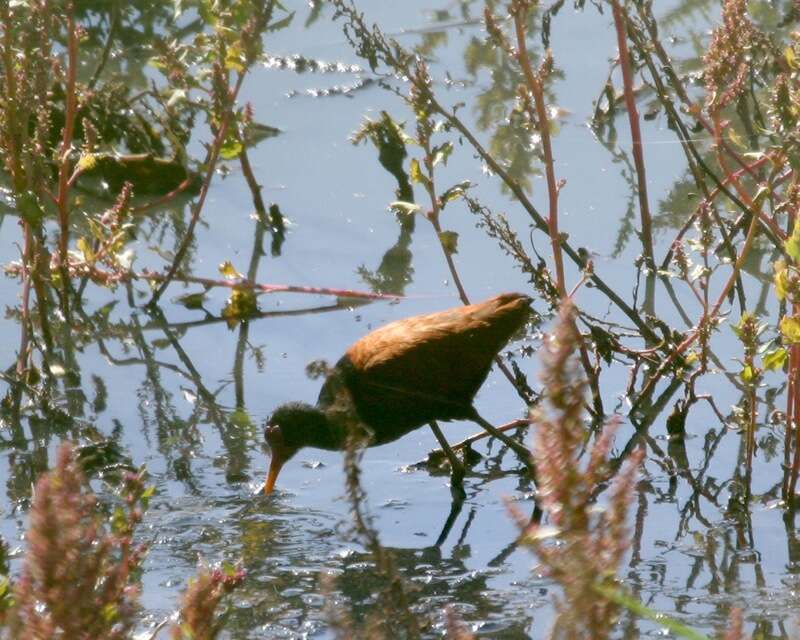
<box><xmin>149</xmin><ymin>72</ymin><xmax>247</xmax><ymax>305</ymax></box>
<box><xmin>56</xmin><ymin>5</ymin><xmax>79</xmax><ymax>268</ymax></box>
<box><xmin>512</xmin><ymin>5</ymin><xmax>565</xmax><ymax>296</ymax></box>
<box><xmin>611</xmin><ymin>0</ymin><xmax>654</xmax><ymax>266</ymax></box>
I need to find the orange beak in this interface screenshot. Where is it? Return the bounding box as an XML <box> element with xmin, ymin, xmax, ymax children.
<box><xmin>264</xmin><ymin>453</ymin><xmax>285</xmax><ymax>494</ymax></box>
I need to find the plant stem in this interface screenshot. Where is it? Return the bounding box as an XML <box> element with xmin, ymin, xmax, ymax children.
<box><xmin>512</xmin><ymin>2</ymin><xmax>566</xmax><ymax>296</ymax></box>
<box><xmin>611</xmin><ymin>0</ymin><xmax>654</xmax><ymax>268</ymax></box>
<box><xmin>149</xmin><ymin>72</ymin><xmax>246</xmax><ymax>306</ymax></box>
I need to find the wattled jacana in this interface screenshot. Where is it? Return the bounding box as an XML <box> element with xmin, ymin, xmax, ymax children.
<box><xmin>264</xmin><ymin>292</ymin><xmax>532</xmax><ymax>494</ymax></box>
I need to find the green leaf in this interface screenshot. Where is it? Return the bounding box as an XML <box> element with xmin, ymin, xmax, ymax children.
<box><xmin>198</xmin><ymin>0</ymin><xmax>216</xmax><ymax>25</ymax></box>
<box><xmin>431</xmin><ymin>141</ymin><xmax>453</xmax><ymax>167</ymax></box>
<box><xmin>222</xmin><ymin>288</ymin><xmax>259</xmax><ymax>325</ymax></box>
<box><xmin>731</xmin><ymin>312</ymin><xmax>753</xmax><ymax>340</ymax></box>
<box><xmin>219</xmin><ymin>260</ymin><xmax>243</xmax><ymax>280</ymax></box>
<box><xmin>101</xmin><ymin>603</ymin><xmax>118</xmax><ymax>623</ymax></box>
<box><xmin>225</xmin><ymin>43</ymin><xmax>246</xmax><ymax>72</ymax></box>
<box><xmin>175</xmin><ymin>292</ymin><xmax>207</xmax><ymax>309</ymax></box>
<box><xmin>244</xmin><ymin>122</ymin><xmax>281</xmax><ymax>147</ymax></box>
<box><xmin>438</xmin><ymin>230</ymin><xmax>459</xmax><ymax>255</ymax></box>
<box><xmin>76</xmin><ymin>237</ymin><xmax>95</xmax><ymax>264</ymax></box>
<box><xmin>785</xmin><ymin>220</ymin><xmax>800</xmax><ymax>262</ymax></box>
<box><xmin>409</xmin><ymin>158</ymin><xmax>424</xmax><ymax>184</ymax></box>
<box><xmin>763</xmin><ymin>347</ymin><xmax>788</xmax><ymax>371</ymax></box>
<box><xmin>774</xmin><ymin>259</ymin><xmax>789</xmax><ymax>301</ymax></box>
<box><xmin>167</xmin><ymin>89</ymin><xmax>187</xmax><ymax>107</ymax></box>
<box><xmin>786</xmin><ymin>46</ymin><xmax>798</xmax><ymax>70</ymax></box>
<box><xmin>752</xmin><ymin>184</ymin><xmax>770</xmax><ymax>209</ymax></box>
<box><xmin>230</xmin><ymin>407</ymin><xmax>253</xmax><ymax>428</ymax></box>
<box><xmin>111</xmin><ymin>506</ymin><xmax>126</xmax><ymax>533</ymax></box>
<box><xmin>76</xmin><ymin>153</ymin><xmax>98</xmax><ymax>172</ymax></box>
<box><xmin>594</xmin><ymin>583</ymin><xmax>712</xmax><ymax>640</ymax></box>
<box><xmin>727</xmin><ymin>127</ymin><xmax>745</xmax><ymax>149</ymax></box>
<box><xmin>740</xmin><ymin>365</ymin><xmax>755</xmax><ymax>383</ymax></box>
<box><xmin>139</xmin><ymin>484</ymin><xmax>156</xmax><ymax>510</ymax></box>
<box><xmin>440</xmin><ymin>181</ymin><xmax>471</xmax><ymax>209</ymax></box>
<box><xmin>17</xmin><ymin>192</ymin><xmax>45</xmax><ymax>228</ymax></box>
<box><xmin>389</xmin><ymin>201</ymin><xmax>421</xmax><ymax>215</ymax></box>
<box><xmin>780</xmin><ymin>315</ymin><xmax>800</xmax><ymax>344</ymax></box>
<box><xmin>220</xmin><ymin>134</ymin><xmax>243</xmax><ymax>160</ymax></box>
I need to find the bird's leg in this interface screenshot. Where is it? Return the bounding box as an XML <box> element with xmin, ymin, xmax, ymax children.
<box><xmin>429</xmin><ymin>421</ymin><xmax>466</xmax><ymax>497</ymax></box>
<box><xmin>434</xmin><ymin>496</ymin><xmax>465</xmax><ymax>547</ymax></box>
<box><xmin>469</xmin><ymin>410</ymin><xmax>535</xmax><ymax>472</ymax></box>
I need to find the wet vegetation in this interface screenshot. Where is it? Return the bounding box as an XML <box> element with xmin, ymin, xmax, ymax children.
<box><xmin>1</xmin><ymin>0</ymin><xmax>800</xmax><ymax>637</ymax></box>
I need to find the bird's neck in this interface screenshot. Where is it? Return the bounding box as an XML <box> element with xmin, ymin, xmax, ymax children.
<box><xmin>282</xmin><ymin>407</ymin><xmax>353</xmax><ymax>452</ymax></box>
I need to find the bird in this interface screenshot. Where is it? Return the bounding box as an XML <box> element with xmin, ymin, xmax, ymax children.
<box><xmin>263</xmin><ymin>292</ymin><xmax>533</xmax><ymax>494</ymax></box>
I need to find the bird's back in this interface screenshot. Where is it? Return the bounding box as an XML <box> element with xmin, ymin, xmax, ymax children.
<box><xmin>328</xmin><ymin>293</ymin><xmax>531</xmax><ymax>443</ymax></box>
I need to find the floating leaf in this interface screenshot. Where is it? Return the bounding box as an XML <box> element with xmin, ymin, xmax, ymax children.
<box><xmin>219</xmin><ymin>260</ymin><xmax>243</xmax><ymax>280</ymax></box>
<box><xmin>222</xmin><ymin>288</ymin><xmax>259</xmax><ymax>325</ymax></box>
<box><xmin>438</xmin><ymin>230</ymin><xmax>459</xmax><ymax>255</ymax></box>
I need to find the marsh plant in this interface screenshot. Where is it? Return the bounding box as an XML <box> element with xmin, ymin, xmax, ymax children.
<box><xmin>511</xmin><ymin>303</ymin><xmax>644</xmax><ymax>639</ymax></box>
<box><xmin>2</xmin><ymin>0</ymin><xmax>800</xmax><ymax>636</ymax></box>
<box><xmin>0</xmin><ymin>443</ymin><xmax>243</xmax><ymax>640</ymax></box>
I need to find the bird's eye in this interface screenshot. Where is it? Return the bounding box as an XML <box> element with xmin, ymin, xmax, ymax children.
<box><xmin>264</xmin><ymin>424</ymin><xmax>281</xmax><ymax>439</ymax></box>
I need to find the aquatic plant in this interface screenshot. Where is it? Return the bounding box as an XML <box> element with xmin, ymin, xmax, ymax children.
<box><xmin>0</xmin><ymin>443</ymin><xmax>242</xmax><ymax>640</ymax></box>
<box><xmin>170</xmin><ymin>565</ymin><xmax>246</xmax><ymax>640</ymax></box>
<box><xmin>510</xmin><ymin>303</ymin><xmax>643</xmax><ymax>638</ymax></box>
<box><xmin>3</xmin><ymin>0</ymin><xmax>800</xmax><ymax>636</ymax></box>
<box><xmin>3</xmin><ymin>443</ymin><xmax>148</xmax><ymax>639</ymax></box>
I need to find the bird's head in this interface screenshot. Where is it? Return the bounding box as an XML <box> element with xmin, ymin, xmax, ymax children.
<box><xmin>263</xmin><ymin>402</ymin><xmax>328</xmax><ymax>494</ymax></box>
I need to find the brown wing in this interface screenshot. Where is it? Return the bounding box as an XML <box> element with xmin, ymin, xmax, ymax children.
<box><xmin>343</xmin><ymin>293</ymin><xmax>530</xmax><ymax>429</ymax></box>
